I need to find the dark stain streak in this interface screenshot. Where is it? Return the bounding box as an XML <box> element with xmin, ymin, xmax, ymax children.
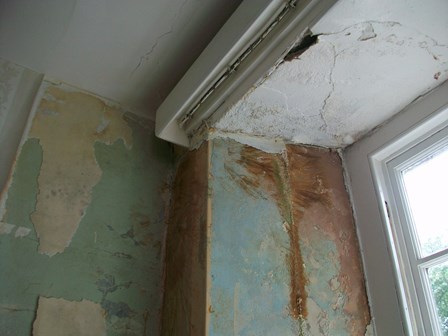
<box><xmin>121</xmin><ymin>227</ymin><xmax>141</xmax><ymax>246</ymax></box>
<box><xmin>226</xmin><ymin>144</ymin><xmax>332</xmax><ymax>320</ymax></box>
<box><xmin>224</xmin><ymin>163</ymin><xmax>266</xmax><ymax>199</ymax></box>
<box><xmin>96</xmin><ymin>274</ymin><xmax>134</xmax><ymax>320</ymax></box>
<box><xmin>96</xmin><ymin>274</ymin><xmax>132</xmax><ymax>300</ymax></box>
<box><xmin>112</xmin><ymin>252</ymin><xmax>133</xmax><ymax>259</ymax></box>
<box><xmin>101</xmin><ymin>300</ymin><xmax>134</xmax><ymax>319</ymax></box>
<box><xmin>0</xmin><ymin>306</ymin><xmax>35</xmax><ymax>313</ymax></box>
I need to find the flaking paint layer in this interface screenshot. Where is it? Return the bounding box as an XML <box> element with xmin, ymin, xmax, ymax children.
<box><xmin>29</xmin><ymin>86</ymin><xmax>133</xmax><ymax>256</ymax></box>
<box><xmin>0</xmin><ymin>85</ymin><xmax>173</xmax><ymax>335</ymax></box>
<box><xmin>286</xmin><ymin>145</ymin><xmax>370</xmax><ymax>334</ymax></box>
<box><xmin>33</xmin><ymin>297</ymin><xmax>106</xmax><ymax>336</ymax></box>
<box><xmin>208</xmin><ymin>138</ymin><xmax>370</xmax><ymax>335</ymax></box>
<box><xmin>209</xmin><ymin>139</ymin><xmax>294</xmax><ymax>335</ymax></box>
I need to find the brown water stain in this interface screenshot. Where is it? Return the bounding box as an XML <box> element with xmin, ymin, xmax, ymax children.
<box><xmin>230</xmin><ymin>145</ymin><xmax>314</xmax><ymax>319</ymax></box>
<box><xmin>286</xmin><ymin>145</ymin><xmax>371</xmax><ymax>333</ymax></box>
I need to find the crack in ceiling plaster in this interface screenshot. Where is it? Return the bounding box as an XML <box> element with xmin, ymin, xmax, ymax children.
<box><xmin>214</xmin><ymin>2</ymin><xmax>448</xmax><ymax>148</ymax></box>
<box><xmin>132</xmin><ymin>0</ymin><xmax>191</xmax><ymax>76</ymax></box>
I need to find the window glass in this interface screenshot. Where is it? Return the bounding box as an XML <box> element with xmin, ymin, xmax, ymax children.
<box><xmin>428</xmin><ymin>259</ymin><xmax>448</xmax><ymax>336</ymax></box>
<box><xmin>402</xmin><ymin>146</ymin><xmax>448</xmax><ymax>257</ymax></box>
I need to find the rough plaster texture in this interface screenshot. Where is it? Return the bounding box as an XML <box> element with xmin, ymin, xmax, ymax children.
<box><xmin>208</xmin><ymin>139</ymin><xmax>370</xmax><ymax>335</ymax></box>
<box><xmin>161</xmin><ymin>143</ymin><xmax>209</xmax><ymax>336</ymax></box>
<box><xmin>0</xmin><ymin>0</ymin><xmax>240</xmax><ymax>118</ymax></box>
<box><xmin>216</xmin><ymin>0</ymin><xmax>448</xmax><ymax>148</ymax></box>
<box><xmin>29</xmin><ymin>86</ymin><xmax>133</xmax><ymax>256</ymax></box>
<box><xmin>33</xmin><ymin>297</ymin><xmax>106</xmax><ymax>336</ymax></box>
<box><xmin>0</xmin><ymin>84</ymin><xmax>174</xmax><ymax>335</ymax></box>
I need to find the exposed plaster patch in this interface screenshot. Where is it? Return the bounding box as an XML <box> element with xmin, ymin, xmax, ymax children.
<box><xmin>28</xmin><ymin>86</ymin><xmax>133</xmax><ymax>256</ymax></box>
<box><xmin>0</xmin><ymin>222</ymin><xmax>31</xmax><ymax>238</ymax></box>
<box><xmin>33</xmin><ymin>297</ymin><xmax>106</xmax><ymax>336</ymax></box>
<box><xmin>0</xmin><ymin>221</ymin><xmax>15</xmax><ymax>234</ymax></box>
<box><xmin>14</xmin><ymin>226</ymin><xmax>31</xmax><ymax>238</ymax></box>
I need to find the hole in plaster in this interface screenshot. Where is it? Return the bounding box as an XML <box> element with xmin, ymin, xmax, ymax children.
<box><xmin>284</xmin><ymin>30</ymin><xmax>320</xmax><ymax>62</ymax></box>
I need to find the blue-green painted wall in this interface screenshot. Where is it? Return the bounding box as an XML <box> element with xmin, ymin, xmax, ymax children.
<box><xmin>207</xmin><ymin>139</ymin><xmax>370</xmax><ymax>336</ymax></box>
<box><xmin>0</xmin><ymin>85</ymin><xmax>173</xmax><ymax>335</ymax></box>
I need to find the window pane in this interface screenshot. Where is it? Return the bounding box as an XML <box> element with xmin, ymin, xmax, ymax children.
<box><xmin>428</xmin><ymin>260</ymin><xmax>448</xmax><ymax>336</ymax></box>
<box><xmin>403</xmin><ymin>145</ymin><xmax>448</xmax><ymax>257</ymax></box>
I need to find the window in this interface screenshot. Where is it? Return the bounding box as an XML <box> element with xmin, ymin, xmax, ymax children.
<box><xmin>371</xmin><ymin>111</ymin><xmax>448</xmax><ymax>335</ymax></box>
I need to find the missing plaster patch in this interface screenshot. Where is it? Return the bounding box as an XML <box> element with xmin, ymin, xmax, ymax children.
<box><xmin>0</xmin><ymin>222</ymin><xmax>30</xmax><ymax>238</ymax></box>
<box><xmin>14</xmin><ymin>226</ymin><xmax>31</xmax><ymax>238</ymax></box>
<box><xmin>28</xmin><ymin>86</ymin><xmax>133</xmax><ymax>256</ymax></box>
<box><xmin>284</xmin><ymin>30</ymin><xmax>320</xmax><ymax>62</ymax></box>
<box><xmin>33</xmin><ymin>297</ymin><xmax>106</xmax><ymax>336</ymax></box>
<box><xmin>0</xmin><ymin>222</ymin><xmax>15</xmax><ymax>234</ymax></box>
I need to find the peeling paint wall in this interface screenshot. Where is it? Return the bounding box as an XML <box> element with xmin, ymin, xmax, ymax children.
<box><xmin>0</xmin><ymin>83</ymin><xmax>173</xmax><ymax>335</ymax></box>
<box><xmin>208</xmin><ymin>139</ymin><xmax>370</xmax><ymax>335</ymax></box>
<box><xmin>161</xmin><ymin>144</ymin><xmax>209</xmax><ymax>336</ymax></box>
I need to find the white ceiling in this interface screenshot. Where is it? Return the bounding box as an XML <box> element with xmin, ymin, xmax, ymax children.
<box><xmin>0</xmin><ymin>0</ymin><xmax>241</xmax><ymax>117</ymax></box>
<box><xmin>215</xmin><ymin>0</ymin><xmax>448</xmax><ymax>147</ymax></box>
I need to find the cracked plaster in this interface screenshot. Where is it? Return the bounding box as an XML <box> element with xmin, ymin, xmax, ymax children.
<box><xmin>215</xmin><ymin>0</ymin><xmax>448</xmax><ymax>148</ymax></box>
<box><xmin>0</xmin><ymin>0</ymin><xmax>241</xmax><ymax>118</ymax></box>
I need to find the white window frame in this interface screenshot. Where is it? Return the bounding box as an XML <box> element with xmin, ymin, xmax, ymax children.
<box><xmin>369</xmin><ymin>106</ymin><xmax>448</xmax><ymax>336</ymax></box>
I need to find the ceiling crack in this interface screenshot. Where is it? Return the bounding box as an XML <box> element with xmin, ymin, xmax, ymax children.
<box><xmin>318</xmin><ymin>20</ymin><xmax>402</xmax><ymax>37</ymax></box>
<box><xmin>318</xmin><ymin>42</ymin><xmax>337</xmax><ymax>133</ymax></box>
<box><xmin>131</xmin><ymin>0</ymin><xmax>190</xmax><ymax>75</ymax></box>
<box><xmin>319</xmin><ymin>20</ymin><xmax>448</xmax><ymax>60</ymax></box>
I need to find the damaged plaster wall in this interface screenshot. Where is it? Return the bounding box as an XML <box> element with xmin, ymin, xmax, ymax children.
<box><xmin>0</xmin><ymin>83</ymin><xmax>174</xmax><ymax>335</ymax></box>
<box><xmin>215</xmin><ymin>0</ymin><xmax>448</xmax><ymax>148</ymax></box>
<box><xmin>208</xmin><ymin>139</ymin><xmax>370</xmax><ymax>335</ymax></box>
<box><xmin>33</xmin><ymin>297</ymin><xmax>106</xmax><ymax>336</ymax></box>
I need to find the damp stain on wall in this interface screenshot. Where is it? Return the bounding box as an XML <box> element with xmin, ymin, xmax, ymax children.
<box><xmin>286</xmin><ymin>145</ymin><xmax>371</xmax><ymax>334</ymax></box>
<box><xmin>208</xmin><ymin>138</ymin><xmax>370</xmax><ymax>335</ymax></box>
<box><xmin>0</xmin><ymin>84</ymin><xmax>174</xmax><ymax>335</ymax></box>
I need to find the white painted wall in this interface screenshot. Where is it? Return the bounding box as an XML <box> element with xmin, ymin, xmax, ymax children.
<box><xmin>343</xmin><ymin>79</ymin><xmax>448</xmax><ymax>335</ymax></box>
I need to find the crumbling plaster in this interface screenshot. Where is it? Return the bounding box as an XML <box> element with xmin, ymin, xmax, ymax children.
<box><xmin>215</xmin><ymin>0</ymin><xmax>448</xmax><ymax>148</ymax></box>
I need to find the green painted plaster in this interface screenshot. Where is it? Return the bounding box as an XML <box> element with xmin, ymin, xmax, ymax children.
<box><xmin>0</xmin><ymin>107</ymin><xmax>173</xmax><ymax>335</ymax></box>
